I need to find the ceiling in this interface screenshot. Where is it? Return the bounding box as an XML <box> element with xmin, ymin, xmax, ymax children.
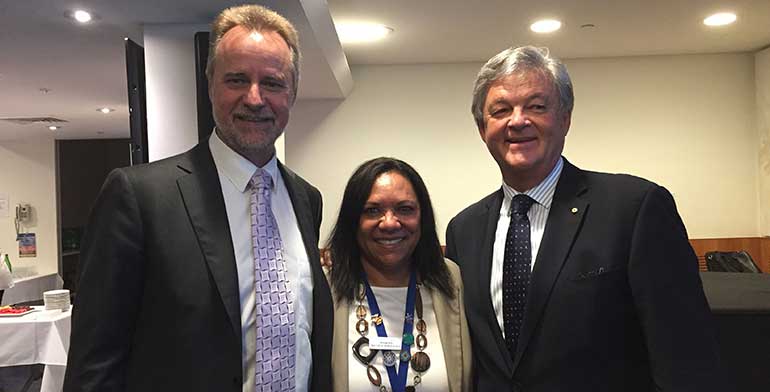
<box><xmin>330</xmin><ymin>0</ymin><xmax>770</xmax><ymax>63</ymax></box>
<box><xmin>1</xmin><ymin>0</ymin><xmax>768</xmax><ymax>141</ymax></box>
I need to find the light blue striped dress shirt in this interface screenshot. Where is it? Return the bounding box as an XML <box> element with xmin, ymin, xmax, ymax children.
<box><xmin>490</xmin><ymin>157</ymin><xmax>563</xmax><ymax>339</ymax></box>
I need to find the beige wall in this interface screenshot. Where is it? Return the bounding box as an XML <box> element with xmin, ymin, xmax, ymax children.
<box><xmin>565</xmin><ymin>53</ymin><xmax>757</xmax><ymax>239</ymax></box>
<box><xmin>756</xmin><ymin>46</ymin><xmax>770</xmax><ymax>237</ymax></box>
<box><xmin>0</xmin><ymin>137</ymin><xmax>58</xmax><ymax>277</ymax></box>
<box><xmin>287</xmin><ymin>52</ymin><xmax>760</xmax><ymax>243</ymax></box>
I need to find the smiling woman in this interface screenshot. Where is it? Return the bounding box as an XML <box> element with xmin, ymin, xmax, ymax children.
<box><xmin>356</xmin><ymin>170</ymin><xmax>422</xmax><ymax>287</ymax></box>
<box><xmin>325</xmin><ymin>157</ymin><xmax>472</xmax><ymax>392</ymax></box>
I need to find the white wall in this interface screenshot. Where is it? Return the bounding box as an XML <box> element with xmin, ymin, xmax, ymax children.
<box><xmin>0</xmin><ymin>137</ymin><xmax>58</xmax><ymax>277</ymax></box>
<box><xmin>565</xmin><ymin>53</ymin><xmax>757</xmax><ymax>239</ymax></box>
<box><xmin>144</xmin><ymin>24</ymin><xmax>208</xmax><ymax>162</ymax></box>
<box><xmin>287</xmin><ymin>64</ymin><xmax>489</xmax><ymax>244</ymax></box>
<box><xmin>287</xmin><ymin>52</ymin><xmax>760</xmax><ymax>243</ymax></box>
<box><xmin>756</xmin><ymin>46</ymin><xmax>770</xmax><ymax>237</ymax></box>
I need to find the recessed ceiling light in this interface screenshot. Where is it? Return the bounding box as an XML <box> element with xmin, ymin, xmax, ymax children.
<box><xmin>72</xmin><ymin>10</ymin><xmax>93</xmax><ymax>24</ymax></box>
<box><xmin>97</xmin><ymin>107</ymin><xmax>114</xmax><ymax>114</ymax></box>
<box><xmin>48</xmin><ymin>126</ymin><xmax>60</xmax><ymax>131</ymax></box>
<box><xmin>335</xmin><ymin>22</ymin><xmax>393</xmax><ymax>44</ymax></box>
<box><xmin>531</xmin><ymin>19</ymin><xmax>562</xmax><ymax>33</ymax></box>
<box><xmin>703</xmin><ymin>12</ymin><xmax>737</xmax><ymax>26</ymax></box>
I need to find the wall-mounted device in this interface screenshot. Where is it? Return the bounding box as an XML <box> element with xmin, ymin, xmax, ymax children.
<box><xmin>15</xmin><ymin>203</ymin><xmax>32</xmax><ymax>239</ymax></box>
<box><xmin>16</xmin><ymin>203</ymin><xmax>31</xmax><ymax>223</ymax></box>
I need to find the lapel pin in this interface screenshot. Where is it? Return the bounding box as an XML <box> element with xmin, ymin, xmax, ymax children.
<box><xmin>571</xmin><ymin>207</ymin><xmax>578</xmax><ymax>214</ymax></box>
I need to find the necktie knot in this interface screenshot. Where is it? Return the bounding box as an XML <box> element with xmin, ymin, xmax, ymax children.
<box><xmin>510</xmin><ymin>194</ymin><xmax>535</xmax><ymax>218</ymax></box>
<box><xmin>250</xmin><ymin>168</ymin><xmax>273</xmax><ymax>192</ymax></box>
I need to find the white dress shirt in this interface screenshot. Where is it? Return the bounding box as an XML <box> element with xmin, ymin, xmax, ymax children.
<box><xmin>209</xmin><ymin>132</ymin><xmax>314</xmax><ymax>392</ymax></box>
<box><xmin>490</xmin><ymin>158</ymin><xmax>563</xmax><ymax>339</ymax></box>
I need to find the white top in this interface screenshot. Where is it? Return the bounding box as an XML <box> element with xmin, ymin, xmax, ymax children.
<box><xmin>490</xmin><ymin>157</ymin><xmax>563</xmax><ymax>339</ymax></box>
<box><xmin>348</xmin><ymin>285</ymin><xmax>449</xmax><ymax>392</ymax></box>
<box><xmin>209</xmin><ymin>132</ymin><xmax>314</xmax><ymax>392</ymax></box>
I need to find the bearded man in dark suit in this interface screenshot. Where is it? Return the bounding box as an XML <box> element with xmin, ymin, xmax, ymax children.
<box><xmin>445</xmin><ymin>46</ymin><xmax>727</xmax><ymax>392</ymax></box>
<box><xmin>64</xmin><ymin>5</ymin><xmax>331</xmax><ymax>392</ymax></box>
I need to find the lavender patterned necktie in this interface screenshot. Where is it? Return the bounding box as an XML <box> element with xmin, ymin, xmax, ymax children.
<box><xmin>250</xmin><ymin>169</ymin><xmax>295</xmax><ymax>392</ymax></box>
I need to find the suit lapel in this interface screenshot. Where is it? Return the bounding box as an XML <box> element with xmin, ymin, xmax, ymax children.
<box><xmin>176</xmin><ymin>144</ymin><xmax>241</xmax><ymax>340</ymax></box>
<box><xmin>278</xmin><ymin>163</ymin><xmax>321</xmax><ymax>265</ymax></box>
<box><xmin>432</xmin><ymin>282</ymin><xmax>462</xmax><ymax>391</ymax></box>
<box><xmin>478</xmin><ymin>190</ymin><xmax>517</xmax><ymax>376</ymax></box>
<box><xmin>279</xmin><ymin>162</ymin><xmax>334</xmax><ymax>390</ymax></box>
<box><xmin>278</xmin><ymin>161</ymin><xmax>330</xmax><ymax>318</ymax></box>
<box><xmin>513</xmin><ymin>160</ymin><xmax>588</xmax><ymax>369</ymax></box>
<box><xmin>331</xmin><ymin>297</ymin><xmax>350</xmax><ymax>392</ymax></box>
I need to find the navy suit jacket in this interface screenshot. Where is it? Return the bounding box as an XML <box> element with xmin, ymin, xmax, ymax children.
<box><xmin>445</xmin><ymin>159</ymin><xmax>727</xmax><ymax>391</ymax></box>
<box><xmin>64</xmin><ymin>142</ymin><xmax>333</xmax><ymax>392</ymax></box>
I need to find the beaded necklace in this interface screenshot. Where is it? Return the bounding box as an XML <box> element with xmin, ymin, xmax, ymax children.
<box><xmin>352</xmin><ymin>271</ymin><xmax>431</xmax><ymax>392</ymax></box>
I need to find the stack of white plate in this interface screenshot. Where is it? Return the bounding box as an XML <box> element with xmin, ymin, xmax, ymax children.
<box><xmin>44</xmin><ymin>289</ymin><xmax>71</xmax><ymax>311</ymax></box>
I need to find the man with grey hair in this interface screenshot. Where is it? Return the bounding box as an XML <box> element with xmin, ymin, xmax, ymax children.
<box><xmin>64</xmin><ymin>4</ymin><xmax>332</xmax><ymax>392</ymax></box>
<box><xmin>445</xmin><ymin>46</ymin><xmax>726</xmax><ymax>391</ymax></box>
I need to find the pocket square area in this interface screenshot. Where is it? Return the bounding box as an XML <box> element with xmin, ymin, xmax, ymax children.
<box><xmin>571</xmin><ymin>265</ymin><xmax>625</xmax><ymax>281</ymax></box>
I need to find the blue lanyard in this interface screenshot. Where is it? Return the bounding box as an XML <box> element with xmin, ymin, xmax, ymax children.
<box><xmin>363</xmin><ymin>270</ymin><xmax>416</xmax><ymax>392</ymax></box>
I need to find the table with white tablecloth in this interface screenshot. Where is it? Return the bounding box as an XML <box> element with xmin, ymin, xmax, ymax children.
<box><xmin>1</xmin><ymin>273</ymin><xmax>63</xmax><ymax>306</ymax></box>
<box><xmin>0</xmin><ymin>306</ymin><xmax>71</xmax><ymax>392</ymax></box>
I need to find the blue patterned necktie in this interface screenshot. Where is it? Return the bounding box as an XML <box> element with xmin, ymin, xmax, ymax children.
<box><xmin>502</xmin><ymin>194</ymin><xmax>535</xmax><ymax>359</ymax></box>
<box><xmin>250</xmin><ymin>169</ymin><xmax>295</xmax><ymax>391</ymax></box>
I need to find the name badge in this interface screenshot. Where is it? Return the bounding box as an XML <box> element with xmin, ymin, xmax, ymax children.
<box><xmin>369</xmin><ymin>336</ymin><xmax>402</xmax><ymax>350</ymax></box>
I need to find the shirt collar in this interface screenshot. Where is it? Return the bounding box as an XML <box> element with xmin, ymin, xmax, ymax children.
<box><xmin>501</xmin><ymin>157</ymin><xmax>563</xmax><ymax>213</ymax></box>
<box><xmin>209</xmin><ymin>129</ymin><xmax>279</xmax><ymax>193</ymax></box>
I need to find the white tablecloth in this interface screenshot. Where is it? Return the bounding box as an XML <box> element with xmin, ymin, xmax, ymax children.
<box><xmin>1</xmin><ymin>273</ymin><xmax>63</xmax><ymax>306</ymax></box>
<box><xmin>0</xmin><ymin>306</ymin><xmax>71</xmax><ymax>392</ymax></box>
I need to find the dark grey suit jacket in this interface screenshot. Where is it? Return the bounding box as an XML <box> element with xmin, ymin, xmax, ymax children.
<box><xmin>445</xmin><ymin>159</ymin><xmax>727</xmax><ymax>392</ymax></box>
<box><xmin>63</xmin><ymin>142</ymin><xmax>332</xmax><ymax>392</ymax></box>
